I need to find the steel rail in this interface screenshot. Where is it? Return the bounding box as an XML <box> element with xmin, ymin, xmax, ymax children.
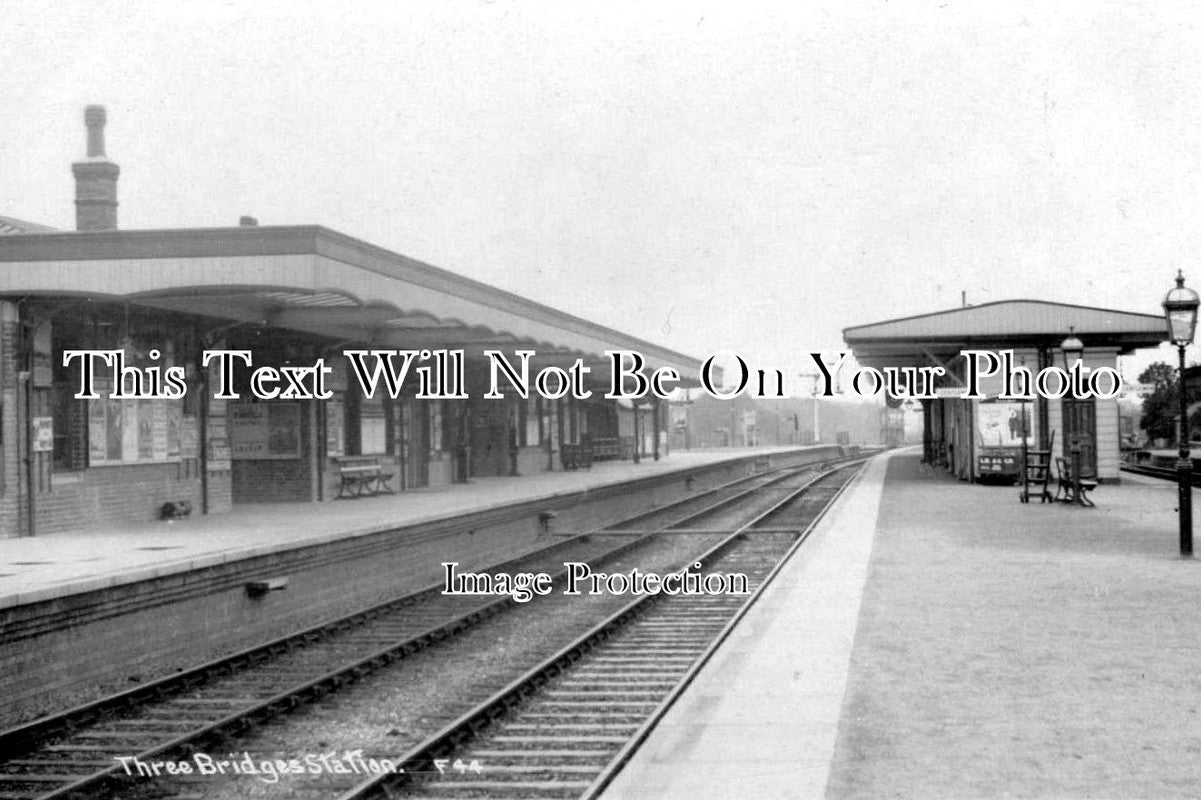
<box><xmin>1120</xmin><ymin>462</ymin><xmax>1201</xmax><ymax>485</ymax></box>
<box><xmin>580</xmin><ymin>462</ymin><xmax>862</xmax><ymax>799</ymax></box>
<box><xmin>332</xmin><ymin>459</ymin><xmax>866</xmax><ymax>800</ymax></box>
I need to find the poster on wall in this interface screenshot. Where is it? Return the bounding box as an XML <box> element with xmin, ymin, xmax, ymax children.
<box><xmin>88</xmin><ymin>397</ymin><xmax>107</xmax><ymax>464</ymax></box>
<box><xmin>117</xmin><ymin>398</ymin><xmax>136</xmax><ymax>462</ymax></box>
<box><xmin>326</xmin><ymin>396</ymin><xmax>345</xmax><ymax>457</ymax></box>
<box><xmin>32</xmin><ymin>417</ymin><xmax>53</xmax><ymax>452</ymax></box>
<box><xmin>86</xmin><ymin>375</ymin><xmax>184</xmax><ymax>465</ymax></box>
<box><xmin>167</xmin><ymin>403</ymin><xmax>182</xmax><ymax>457</ymax></box>
<box><xmin>207</xmin><ymin>416</ymin><xmax>231</xmax><ymax>470</ymax></box>
<box><xmin>179</xmin><ymin>417</ymin><xmax>198</xmax><ymax>459</ymax></box>
<box><xmin>137</xmin><ymin>399</ymin><xmax>154</xmax><ymax>460</ymax></box>
<box><xmin>151</xmin><ymin>401</ymin><xmax>169</xmax><ymax>460</ymax></box>
<box><xmin>975</xmin><ymin>401</ymin><xmax>1034</xmax><ymax>448</ymax></box>
<box><xmin>230</xmin><ymin>402</ymin><xmax>302</xmax><ymax>460</ymax></box>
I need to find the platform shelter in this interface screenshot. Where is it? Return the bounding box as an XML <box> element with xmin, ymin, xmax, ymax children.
<box><xmin>843</xmin><ymin>301</ymin><xmax>1164</xmax><ymax>483</ymax></box>
<box><xmin>0</xmin><ymin>107</ymin><xmax>703</xmax><ymax>537</ymax></box>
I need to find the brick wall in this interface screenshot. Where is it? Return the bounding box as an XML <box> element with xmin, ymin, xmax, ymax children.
<box><xmin>516</xmin><ymin>447</ymin><xmax>549</xmax><ymax>475</ymax></box>
<box><xmin>33</xmin><ymin>462</ymin><xmax>205</xmax><ymax>534</ymax></box>
<box><xmin>207</xmin><ymin>468</ymin><xmax>232</xmax><ymax>514</ymax></box>
<box><xmin>427</xmin><ymin>453</ymin><xmax>453</xmax><ymax>488</ymax></box>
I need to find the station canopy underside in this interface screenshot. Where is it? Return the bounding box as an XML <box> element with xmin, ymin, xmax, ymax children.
<box><xmin>843</xmin><ymin>299</ymin><xmax>1167</xmax><ymax>373</ymax></box>
<box><xmin>0</xmin><ymin>225</ymin><xmax>706</xmax><ymax>389</ymax></box>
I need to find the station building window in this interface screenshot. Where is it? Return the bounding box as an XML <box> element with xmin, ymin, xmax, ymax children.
<box><xmin>524</xmin><ymin>398</ymin><xmax>541</xmax><ymax>446</ymax></box>
<box><xmin>349</xmin><ymin>392</ymin><xmax>391</xmax><ymax>456</ymax></box>
<box><xmin>360</xmin><ymin>394</ymin><xmax>388</xmax><ymax>454</ymax></box>
<box><xmin>561</xmin><ymin>399</ymin><xmax>586</xmax><ymax>445</ymax></box>
<box><xmin>428</xmin><ymin>400</ymin><xmax>444</xmax><ymax>452</ymax></box>
<box><xmin>544</xmin><ymin>400</ymin><xmax>559</xmax><ymax>451</ymax></box>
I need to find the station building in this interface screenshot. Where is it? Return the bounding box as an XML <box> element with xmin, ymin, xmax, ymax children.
<box><xmin>844</xmin><ymin>301</ymin><xmax>1165</xmax><ymax>483</ymax></box>
<box><xmin>0</xmin><ymin>107</ymin><xmax>700</xmax><ymax>537</ymax></box>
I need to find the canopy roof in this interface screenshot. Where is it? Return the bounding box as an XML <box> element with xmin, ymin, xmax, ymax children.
<box><xmin>844</xmin><ymin>299</ymin><xmax>1166</xmax><ymax>370</ymax></box>
<box><xmin>0</xmin><ymin>214</ymin><xmax>56</xmax><ymax>236</ymax></box>
<box><xmin>0</xmin><ymin>225</ymin><xmax>705</xmax><ymax>386</ymax></box>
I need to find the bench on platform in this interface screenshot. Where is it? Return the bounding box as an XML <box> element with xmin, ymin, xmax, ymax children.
<box><xmin>1054</xmin><ymin>456</ymin><xmax>1097</xmax><ymax>507</ymax></box>
<box><xmin>561</xmin><ymin>443</ymin><xmax>593</xmax><ymax>471</ymax></box>
<box><xmin>335</xmin><ymin>457</ymin><xmax>395</xmax><ymax>499</ymax></box>
<box><xmin>589</xmin><ymin>437</ymin><xmax>621</xmax><ymax>461</ymax></box>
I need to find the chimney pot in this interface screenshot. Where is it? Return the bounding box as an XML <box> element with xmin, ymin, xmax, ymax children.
<box><xmin>73</xmin><ymin>104</ymin><xmax>119</xmax><ymax>231</ymax></box>
<box><xmin>84</xmin><ymin>105</ymin><xmax>107</xmax><ymax>157</ymax></box>
<box><xmin>239</xmin><ymin>216</ymin><xmax>258</xmax><ymax>227</ymax></box>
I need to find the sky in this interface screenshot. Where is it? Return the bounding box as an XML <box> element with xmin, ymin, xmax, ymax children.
<box><xmin>3</xmin><ymin>0</ymin><xmax>1200</xmax><ymax>389</ymax></box>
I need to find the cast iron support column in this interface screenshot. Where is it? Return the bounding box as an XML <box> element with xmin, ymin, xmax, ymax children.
<box><xmin>632</xmin><ymin>401</ymin><xmax>640</xmax><ymax>464</ymax></box>
<box><xmin>652</xmin><ymin>397</ymin><xmax>660</xmax><ymax>461</ymax></box>
<box><xmin>1179</xmin><ymin>343</ymin><xmax>1193</xmax><ymax>556</ymax></box>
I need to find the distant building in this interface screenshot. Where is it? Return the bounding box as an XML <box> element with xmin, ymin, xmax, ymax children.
<box><xmin>668</xmin><ymin>393</ymin><xmax>894</xmax><ymax>450</ymax></box>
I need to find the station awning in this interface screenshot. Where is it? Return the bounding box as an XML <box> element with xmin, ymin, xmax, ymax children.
<box><xmin>844</xmin><ymin>300</ymin><xmax>1166</xmax><ymax>371</ymax></box>
<box><xmin>0</xmin><ymin>225</ymin><xmax>706</xmax><ymax>387</ymax></box>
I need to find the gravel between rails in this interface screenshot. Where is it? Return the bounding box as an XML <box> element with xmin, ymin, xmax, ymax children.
<box><xmin>123</xmin><ymin>529</ymin><xmax>735</xmax><ymax>800</ymax></box>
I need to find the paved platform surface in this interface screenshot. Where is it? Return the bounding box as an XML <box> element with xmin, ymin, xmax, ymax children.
<box><xmin>603</xmin><ymin>449</ymin><xmax>1201</xmax><ymax>799</ymax></box>
<box><xmin>0</xmin><ymin>448</ymin><xmax>805</xmax><ymax>610</ymax></box>
<box><xmin>600</xmin><ymin>447</ymin><xmax>891</xmax><ymax>799</ymax></box>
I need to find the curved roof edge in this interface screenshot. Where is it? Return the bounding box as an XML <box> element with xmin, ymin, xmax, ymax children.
<box><xmin>0</xmin><ymin>224</ymin><xmax>703</xmax><ymax>372</ymax></box>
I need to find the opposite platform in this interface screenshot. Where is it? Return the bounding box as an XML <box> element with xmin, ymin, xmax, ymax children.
<box><xmin>0</xmin><ymin>447</ymin><xmax>821</xmax><ymax>610</ymax></box>
<box><xmin>603</xmin><ymin>450</ymin><xmax>1200</xmax><ymax>799</ymax></box>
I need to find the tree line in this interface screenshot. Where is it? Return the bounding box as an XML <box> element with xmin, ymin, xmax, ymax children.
<box><xmin>1139</xmin><ymin>362</ymin><xmax>1198</xmax><ymax>443</ymax></box>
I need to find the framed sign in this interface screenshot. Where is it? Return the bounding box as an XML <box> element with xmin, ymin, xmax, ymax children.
<box><xmin>32</xmin><ymin>417</ymin><xmax>54</xmax><ymax>452</ymax></box>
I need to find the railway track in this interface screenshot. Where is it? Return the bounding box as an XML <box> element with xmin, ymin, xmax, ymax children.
<box><xmin>1119</xmin><ymin>461</ymin><xmax>1201</xmax><ymax>485</ymax></box>
<box><xmin>334</xmin><ymin>462</ymin><xmax>862</xmax><ymax>800</ymax></box>
<box><xmin>0</xmin><ymin>455</ymin><xmax>862</xmax><ymax>800</ymax></box>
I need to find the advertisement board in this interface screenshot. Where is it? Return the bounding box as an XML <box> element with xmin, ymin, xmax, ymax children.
<box><xmin>230</xmin><ymin>402</ymin><xmax>302</xmax><ymax>460</ymax></box>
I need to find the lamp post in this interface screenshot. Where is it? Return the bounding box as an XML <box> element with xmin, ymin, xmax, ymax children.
<box><xmin>1163</xmin><ymin>270</ymin><xmax>1200</xmax><ymax>557</ymax></box>
<box><xmin>798</xmin><ymin>373</ymin><xmax>822</xmax><ymax>444</ymax></box>
<box><xmin>1061</xmin><ymin>329</ymin><xmax>1085</xmax><ymax>505</ymax></box>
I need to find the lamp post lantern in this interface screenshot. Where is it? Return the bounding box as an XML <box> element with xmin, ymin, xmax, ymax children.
<box><xmin>1163</xmin><ymin>270</ymin><xmax>1200</xmax><ymax>557</ymax></box>
<box><xmin>1061</xmin><ymin>328</ymin><xmax>1086</xmax><ymax>505</ymax></box>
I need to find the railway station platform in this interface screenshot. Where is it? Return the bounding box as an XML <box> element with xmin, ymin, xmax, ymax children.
<box><xmin>0</xmin><ymin>444</ymin><xmax>848</xmax><ymax>729</ymax></box>
<box><xmin>602</xmin><ymin>448</ymin><xmax>1201</xmax><ymax>799</ymax></box>
<box><xmin>0</xmin><ymin>447</ymin><xmax>820</xmax><ymax>609</ymax></box>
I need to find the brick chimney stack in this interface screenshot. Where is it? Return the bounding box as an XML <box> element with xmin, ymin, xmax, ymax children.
<box><xmin>72</xmin><ymin>105</ymin><xmax>120</xmax><ymax>231</ymax></box>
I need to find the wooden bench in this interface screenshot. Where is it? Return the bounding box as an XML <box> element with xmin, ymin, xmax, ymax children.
<box><xmin>1054</xmin><ymin>456</ymin><xmax>1097</xmax><ymax>507</ymax></box>
<box><xmin>335</xmin><ymin>457</ymin><xmax>395</xmax><ymax>499</ymax></box>
<box><xmin>561</xmin><ymin>443</ymin><xmax>593</xmax><ymax>471</ymax></box>
<box><xmin>589</xmin><ymin>437</ymin><xmax>621</xmax><ymax>461</ymax></box>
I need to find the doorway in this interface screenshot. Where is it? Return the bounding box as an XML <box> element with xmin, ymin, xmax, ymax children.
<box><xmin>1061</xmin><ymin>397</ymin><xmax>1097</xmax><ymax>477</ymax></box>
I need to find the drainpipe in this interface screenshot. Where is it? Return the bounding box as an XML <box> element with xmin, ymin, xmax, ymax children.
<box><xmin>196</xmin><ymin>332</ymin><xmax>209</xmax><ymax>515</ymax></box>
<box><xmin>20</xmin><ymin>371</ymin><xmax>34</xmax><ymax>537</ymax></box>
